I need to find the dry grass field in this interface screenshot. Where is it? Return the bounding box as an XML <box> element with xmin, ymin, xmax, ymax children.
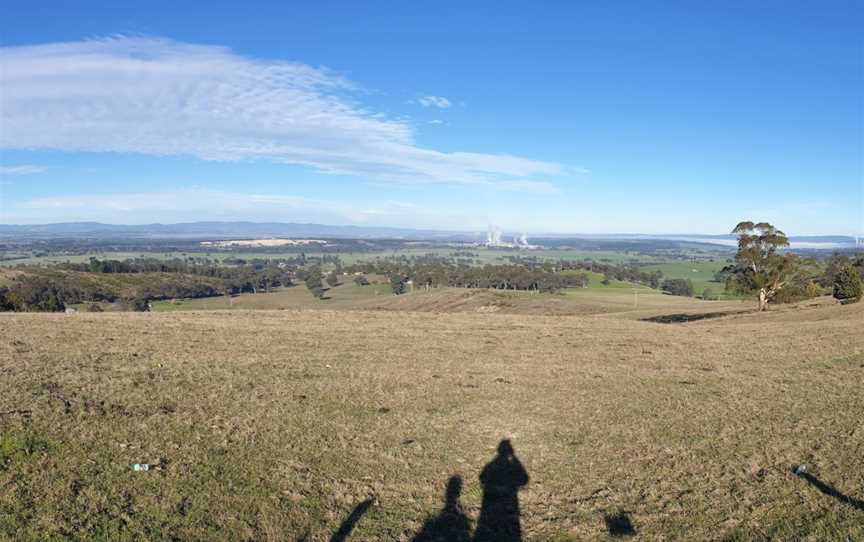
<box><xmin>1</xmin><ymin>301</ymin><xmax>863</xmax><ymax>541</ymax></box>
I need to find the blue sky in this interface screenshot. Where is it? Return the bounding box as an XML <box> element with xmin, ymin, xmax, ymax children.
<box><xmin>1</xmin><ymin>1</ymin><xmax>861</xmax><ymax>235</ymax></box>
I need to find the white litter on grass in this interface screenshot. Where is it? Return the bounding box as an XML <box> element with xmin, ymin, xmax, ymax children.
<box><xmin>132</xmin><ymin>463</ymin><xmax>150</xmax><ymax>472</ymax></box>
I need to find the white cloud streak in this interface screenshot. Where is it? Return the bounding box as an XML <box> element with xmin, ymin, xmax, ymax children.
<box><xmin>0</xmin><ymin>165</ymin><xmax>47</xmax><ymax>175</ymax></box>
<box><xmin>417</xmin><ymin>95</ymin><xmax>452</xmax><ymax>108</ymax></box>
<box><xmin>0</xmin><ymin>37</ymin><xmax>567</xmax><ymax>192</ymax></box>
<box><xmin>18</xmin><ymin>189</ymin><xmax>317</xmax><ymax>212</ymax></box>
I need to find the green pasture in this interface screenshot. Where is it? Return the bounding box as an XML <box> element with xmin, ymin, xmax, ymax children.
<box><xmin>558</xmin><ymin>284</ymin><xmax>744</xmax><ymax>317</ymax></box>
<box><xmin>150</xmin><ymin>267</ymin><xmax>738</xmax><ymax>316</ymax></box>
<box><xmin>349</xmin><ymin>246</ymin><xmax>668</xmax><ymax>265</ymax></box>
<box><xmin>560</xmin><ymin>269</ymin><xmax>653</xmax><ymax>291</ymax></box>
<box><xmin>640</xmin><ymin>260</ymin><xmax>736</xmax><ymax>299</ymax></box>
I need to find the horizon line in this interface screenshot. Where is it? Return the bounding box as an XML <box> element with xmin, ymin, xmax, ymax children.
<box><xmin>0</xmin><ymin>220</ymin><xmax>860</xmax><ymax>240</ymax></box>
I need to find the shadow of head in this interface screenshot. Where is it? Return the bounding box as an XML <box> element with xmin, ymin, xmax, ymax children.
<box><xmin>604</xmin><ymin>512</ymin><xmax>636</xmax><ymax>537</ymax></box>
<box><xmin>412</xmin><ymin>474</ymin><xmax>471</xmax><ymax>542</ymax></box>
<box><xmin>444</xmin><ymin>475</ymin><xmax>462</xmax><ymax>510</ymax></box>
<box><xmin>498</xmin><ymin>439</ymin><xmax>515</xmax><ymax>456</ymax></box>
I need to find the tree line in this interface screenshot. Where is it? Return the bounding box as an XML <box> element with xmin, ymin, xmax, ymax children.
<box><xmin>60</xmin><ymin>257</ymin><xmax>297</xmax><ymax>294</ymax></box>
<box><xmin>345</xmin><ymin>260</ymin><xmax>590</xmax><ymax>293</ymax></box>
<box><xmin>550</xmin><ymin>259</ymin><xmax>664</xmax><ymax>288</ymax></box>
<box><xmin>0</xmin><ymin>268</ymin><xmax>230</xmax><ymax>312</ymax></box>
<box><xmin>0</xmin><ymin>256</ymin><xmax>302</xmax><ymax>312</ymax></box>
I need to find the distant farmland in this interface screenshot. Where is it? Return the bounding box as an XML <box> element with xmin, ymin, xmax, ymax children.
<box><xmin>151</xmin><ymin>274</ymin><xmax>748</xmax><ymax>319</ymax></box>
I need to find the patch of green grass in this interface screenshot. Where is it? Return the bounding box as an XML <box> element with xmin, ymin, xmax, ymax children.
<box><xmin>0</xmin><ymin>251</ymin><xmax>180</xmax><ymax>266</ymax></box>
<box><xmin>558</xmin><ymin>283</ymin><xmax>747</xmax><ymax>318</ymax></box>
<box><xmin>560</xmin><ymin>270</ymin><xmax>652</xmax><ymax>291</ymax></box>
<box><xmin>0</xmin><ymin>429</ymin><xmax>53</xmax><ymax>470</ymax></box>
<box><xmin>641</xmin><ymin>260</ymin><xmax>737</xmax><ymax>299</ymax></box>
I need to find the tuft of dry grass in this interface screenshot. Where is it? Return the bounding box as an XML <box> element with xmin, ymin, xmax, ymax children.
<box><xmin>1</xmin><ymin>301</ymin><xmax>862</xmax><ymax>540</ymax></box>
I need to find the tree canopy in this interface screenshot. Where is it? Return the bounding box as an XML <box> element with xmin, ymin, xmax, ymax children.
<box><xmin>661</xmin><ymin>278</ymin><xmax>693</xmax><ymax>297</ymax></box>
<box><xmin>833</xmin><ymin>265</ymin><xmax>863</xmax><ymax>304</ymax></box>
<box><xmin>727</xmin><ymin>221</ymin><xmax>798</xmax><ymax>311</ymax></box>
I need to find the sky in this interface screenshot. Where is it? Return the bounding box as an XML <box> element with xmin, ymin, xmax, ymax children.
<box><xmin>0</xmin><ymin>1</ymin><xmax>862</xmax><ymax>235</ymax></box>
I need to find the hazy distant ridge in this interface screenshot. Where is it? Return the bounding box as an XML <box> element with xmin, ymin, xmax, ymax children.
<box><xmin>0</xmin><ymin>221</ymin><xmax>470</xmax><ymax>240</ymax></box>
<box><xmin>0</xmin><ymin>221</ymin><xmax>857</xmax><ymax>246</ymax></box>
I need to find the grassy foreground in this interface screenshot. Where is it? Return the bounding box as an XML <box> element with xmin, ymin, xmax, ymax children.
<box><xmin>1</xmin><ymin>303</ymin><xmax>862</xmax><ymax>540</ymax></box>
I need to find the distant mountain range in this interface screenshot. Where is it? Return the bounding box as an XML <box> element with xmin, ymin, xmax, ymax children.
<box><xmin>0</xmin><ymin>221</ymin><xmax>859</xmax><ymax>248</ymax></box>
<box><xmin>0</xmin><ymin>221</ymin><xmax>471</xmax><ymax>241</ymax></box>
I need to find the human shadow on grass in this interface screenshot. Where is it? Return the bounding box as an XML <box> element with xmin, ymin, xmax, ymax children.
<box><xmin>796</xmin><ymin>470</ymin><xmax>864</xmax><ymax>510</ymax></box>
<box><xmin>333</xmin><ymin>439</ymin><xmax>529</xmax><ymax>542</ymax></box>
<box><xmin>330</xmin><ymin>498</ymin><xmax>374</xmax><ymax>542</ymax></box>
<box><xmin>412</xmin><ymin>475</ymin><xmax>472</xmax><ymax>542</ymax></box>
<box><xmin>604</xmin><ymin>511</ymin><xmax>636</xmax><ymax>537</ymax></box>
<box><xmin>413</xmin><ymin>439</ymin><xmax>529</xmax><ymax>542</ymax></box>
<box><xmin>473</xmin><ymin>439</ymin><xmax>530</xmax><ymax>542</ymax></box>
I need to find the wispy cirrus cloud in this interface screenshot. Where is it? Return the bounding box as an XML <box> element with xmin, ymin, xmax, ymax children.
<box><xmin>19</xmin><ymin>189</ymin><xmax>321</xmax><ymax>210</ymax></box>
<box><xmin>0</xmin><ymin>37</ymin><xmax>571</xmax><ymax>192</ymax></box>
<box><xmin>0</xmin><ymin>165</ymin><xmax>47</xmax><ymax>175</ymax></box>
<box><xmin>417</xmin><ymin>95</ymin><xmax>452</xmax><ymax>109</ymax></box>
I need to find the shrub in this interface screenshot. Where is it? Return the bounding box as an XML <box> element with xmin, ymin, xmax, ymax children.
<box><xmin>805</xmin><ymin>281</ymin><xmax>822</xmax><ymax>299</ymax></box>
<box><xmin>772</xmin><ymin>284</ymin><xmax>812</xmax><ymax>304</ymax></box>
<box><xmin>0</xmin><ymin>288</ymin><xmax>14</xmax><ymax>312</ymax></box>
<box><xmin>833</xmin><ymin>265</ymin><xmax>863</xmax><ymax>304</ymax></box>
<box><xmin>4</xmin><ymin>277</ymin><xmax>65</xmax><ymax>312</ymax></box>
<box><xmin>390</xmin><ymin>275</ymin><xmax>406</xmax><ymax>295</ymax></box>
<box><xmin>661</xmin><ymin>278</ymin><xmax>693</xmax><ymax>297</ymax></box>
<box><xmin>309</xmin><ymin>286</ymin><xmax>325</xmax><ymax>299</ymax></box>
<box><xmin>124</xmin><ymin>297</ymin><xmax>150</xmax><ymax>312</ymax></box>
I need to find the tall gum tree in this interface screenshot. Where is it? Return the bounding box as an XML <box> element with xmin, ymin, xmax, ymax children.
<box><xmin>730</xmin><ymin>221</ymin><xmax>798</xmax><ymax>311</ymax></box>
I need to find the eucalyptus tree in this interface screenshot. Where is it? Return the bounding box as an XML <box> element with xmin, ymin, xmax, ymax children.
<box><xmin>728</xmin><ymin>221</ymin><xmax>798</xmax><ymax>311</ymax></box>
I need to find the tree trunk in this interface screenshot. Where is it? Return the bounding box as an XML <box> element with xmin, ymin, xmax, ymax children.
<box><xmin>758</xmin><ymin>288</ymin><xmax>767</xmax><ymax>311</ymax></box>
